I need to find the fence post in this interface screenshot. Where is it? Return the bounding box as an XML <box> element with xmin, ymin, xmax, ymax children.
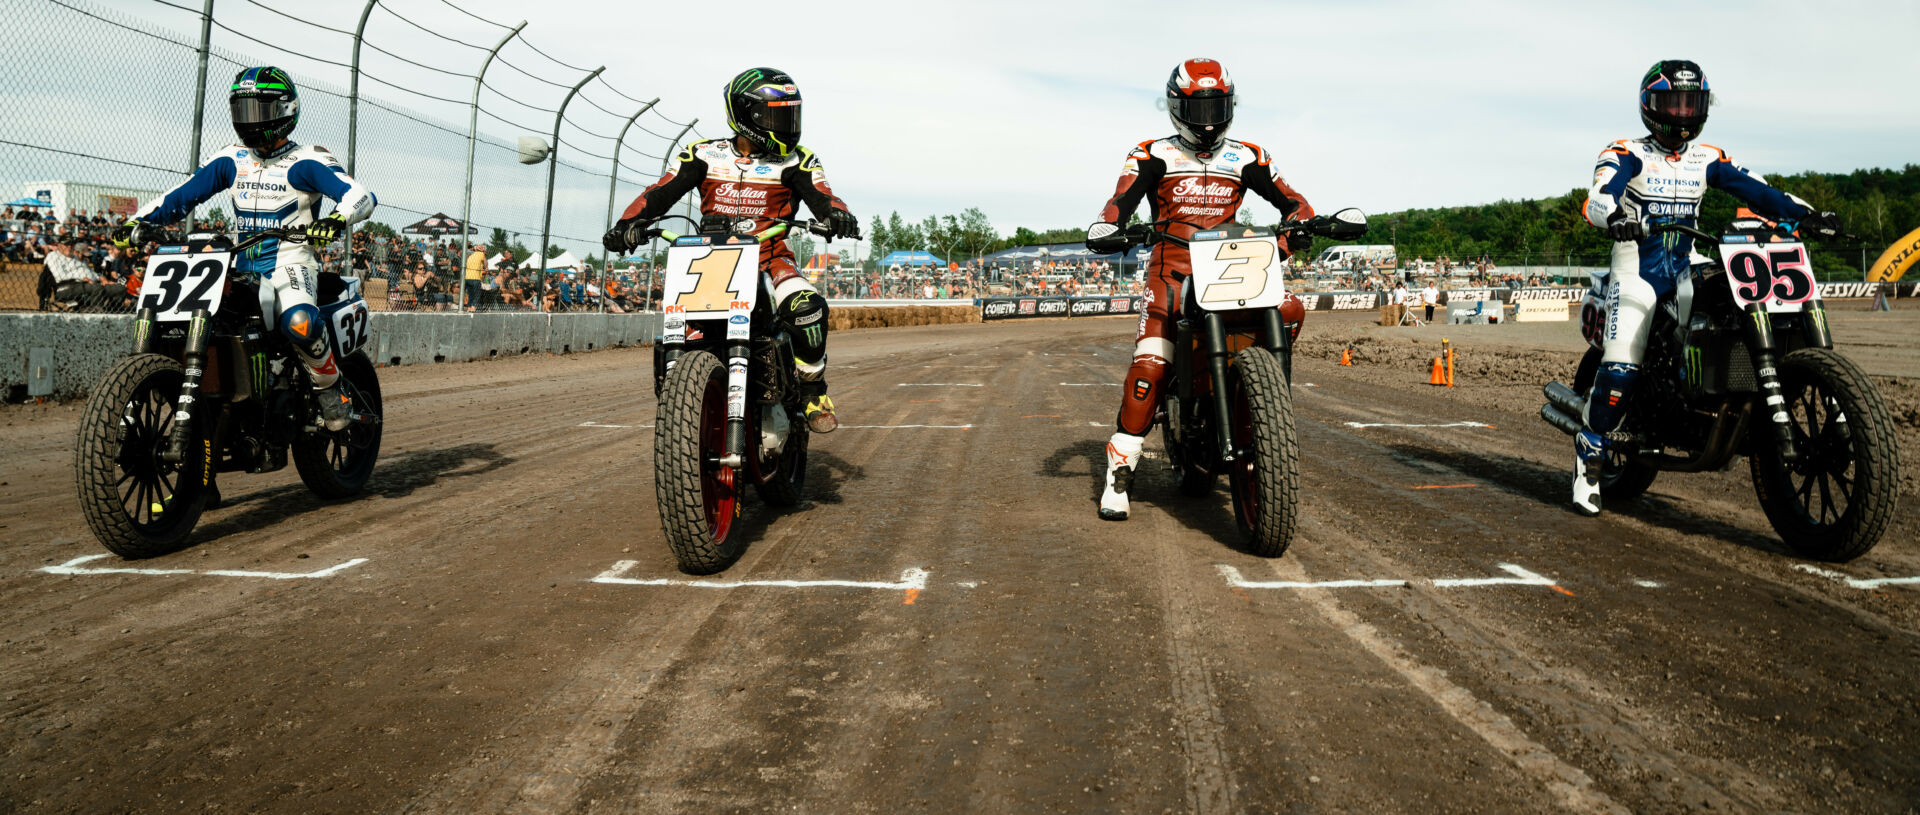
<box><xmin>457</xmin><ymin>21</ymin><xmax>526</xmax><ymax>311</ymax></box>
<box><xmin>603</xmin><ymin>98</ymin><xmax>659</xmax><ymax>313</ymax></box>
<box><xmin>642</xmin><ymin>119</ymin><xmax>698</xmax><ymax>312</ymax></box>
<box><xmin>187</xmin><ymin>0</ymin><xmax>215</xmax><ymax>171</ymax></box>
<box><xmin>538</xmin><ymin>65</ymin><xmax>606</xmax><ymax>312</ymax></box>
<box><xmin>345</xmin><ymin>0</ymin><xmax>377</xmax><ymax>175</ymax></box>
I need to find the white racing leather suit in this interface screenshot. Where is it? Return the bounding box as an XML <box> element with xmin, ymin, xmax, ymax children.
<box><xmin>133</xmin><ymin>141</ymin><xmax>377</xmax><ymax>389</ymax></box>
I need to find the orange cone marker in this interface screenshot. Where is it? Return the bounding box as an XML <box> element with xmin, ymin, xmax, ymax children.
<box><xmin>1429</xmin><ymin>356</ymin><xmax>1448</xmax><ymax>386</ymax></box>
<box><xmin>1340</xmin><ymin>347</ymin><xmax>1353</xmax><ymax>366</ymax></box>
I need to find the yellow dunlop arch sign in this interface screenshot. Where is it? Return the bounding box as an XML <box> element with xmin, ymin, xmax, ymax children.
<box><xmin>1866</xmin><ymin>225</ymin><xmax>1920</xmax><ymax>282</ymax></box>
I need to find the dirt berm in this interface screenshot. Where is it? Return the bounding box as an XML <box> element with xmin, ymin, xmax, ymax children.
<box><xmin>828</xmin><ymin>304</ymin><xmax>981</xmax><ymax>331</ymax></box>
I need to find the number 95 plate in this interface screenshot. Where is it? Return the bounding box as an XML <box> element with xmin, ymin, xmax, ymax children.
<box><xmin>1188</xmin><ymin>227</ymin><xmax>1285</xmax><ymax>312</ymax></box>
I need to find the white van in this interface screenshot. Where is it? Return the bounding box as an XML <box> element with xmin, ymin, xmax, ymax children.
<box><xmin>1316</xmin><ymin>244</ymin><xmax>1396</xmax><ymax>272</ymax></box>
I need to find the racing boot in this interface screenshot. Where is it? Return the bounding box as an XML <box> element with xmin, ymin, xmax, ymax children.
<box><xmin>803</xmin><ymin>394</ymin><xmax>839</xmax><ymax>434</ymax></box>
<box><xmin>316</xmin><ymin>385</ymin><xmax>353</xmax><ymax>432</ymax></box>
<box><xmin>1573</xmin><ymin>429</ymin><xmax>1605</xmax><ymax>516</ymax></box>
<box><xmin>1099</xmin><ymin>432</ymin><xmax>1145</xmax><ymax>521</ymax></box>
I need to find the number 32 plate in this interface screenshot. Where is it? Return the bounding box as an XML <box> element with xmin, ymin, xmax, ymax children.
<box><xmin>136</xmin><ymin>249</ymin><xmax>228</xmax><ymax>321</ymax></box>
<box><xmin>1188</xmin><ymin>228</ymin><xmax>1285</xmax><ymax>312</ymax></box>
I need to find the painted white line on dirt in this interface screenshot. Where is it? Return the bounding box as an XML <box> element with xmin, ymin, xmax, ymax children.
<box><xmin>591</xmin><ymin>561</ymin><xmax>930</xmax><ymax>591</ymax></box>
<box><xmin>836</xmin><ymin>424</ymin><xmax>974</xmax><ymax>429</ymax></box>
<box><xmin>1793</xmin><ymin>564</ymin><xmax>1920</xmax><ymax>590</ymax></box>
<box><xmin>1058</xmin><ymin>382</ymin><xmax>1120</xmax><ymax>386</ymax></box>
<box><xmin>1343</xmin><ymin>421</ymin><xmax>1493</xmax><ymax>429</ymax></box>
<box><xmin>1216</xmin><ymin>562</ymin><xmax>1558</xmax><ymax>591</ymax></box>
<box><xmin>578</xmin><ymin>421</ymin><xmax>650</xmax><ymax>429</ymax></box>
<box><xmin>1633</xmin><ymin>579</ymin><xmax>1664</xmax><ymax>588</ymax></box>
<box><xmin>896</xmin><ymin>383</ymin><xmax>982</xmax><ymax>387</ymax></box>
<box><xmin>42</xmin><ymin>554</ymin><xmax>369</xmax><ymax>580</ymax></box>
<box><xmin>1263</xmin><ymin>557</ymin><xmax>1628</xmax><ymax>814</ymax></box>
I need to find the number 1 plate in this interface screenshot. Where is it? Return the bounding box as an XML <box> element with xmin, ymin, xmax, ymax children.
<box><xmin>661</xmin><ymin>238</ymin><xmax>761</xmax><ymax>319</ymax></box>
<box><xmin>1187</xmin><ymin>228</ymin><xmax>1286</xmax><ymax>312</ymax></box>
<box><xmin>136</xmin><ymin>249</ymin><xmax>229</xmax><ymax>321</ymax></box>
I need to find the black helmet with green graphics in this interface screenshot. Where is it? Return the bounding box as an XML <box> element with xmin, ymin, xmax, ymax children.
<box><xmin>230</xmin><ymin>66</ymin><xmax>300</xmax><ymax>152</ymax></box>
<box><xmin>724</xmin><ymin>67</ymin><xmax>802</xmax><ymax>159</ymax></box>
<box><xmin>1639</xmin><ymin>59</ymin><xmax>1709</xmax><ymax>148</ymax></box>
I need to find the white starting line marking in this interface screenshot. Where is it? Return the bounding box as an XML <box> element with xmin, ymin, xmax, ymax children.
<box><xmin>592</xmin><ymin>561</ymin><xmax>929</xmax><ymax>592</ymax></box>
<box><xmin>837</xmin><ymin>424</ymin><xmax>974</xmax><ymax>429</ymax></box>
<box><xmin>897</xmin><ymin>383</ymin><xmax>982</xmax><ymax>387</ymax></box>
<box><xmin>1343</xmin><ymin>421</ymin><xmax>1493</xmax><ymax>429</ymax></box>
<box><xmin>41</xmin><ymin>554</ymin><xmax>369</xmax><ymax>580</ymax></box>
<box><xmin>1217</xmin><ymin>562</ymin><xmax>1558</xmax><ymax>590</ymax></box>
<box><xmin>1793</xmin><ymin>564</ymin><xmax>1920</xmax><ymax>590</ymax></box>
<box><xmin>1058</xmin><ymin>382</ymin><xmax>1120</xmax><ymax>386</ymax></box>
<box><xmin>578</xmin><ymin>421</ymin><xmax>649</xmax><ymax>429</ymax></box>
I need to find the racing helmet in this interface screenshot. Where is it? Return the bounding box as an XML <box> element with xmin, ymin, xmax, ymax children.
<box><xmin>724</xmin><ymin>67</ymin><xmax>802</xmax><ymax>158</ymax></box>
<box><xmin>230</xmin><ymin>66</ymin><xmax>300</xmax><ymax>152</ymax></box>
<box><xmin>1167</xmin><ymin>58</ymin><xmax>1234</xmax><ymax>153</ymax></box>
<box><xmin>1639</xmin><ymin>60</ymin><xmax>1709</xmax><ymax>148</ymax></box>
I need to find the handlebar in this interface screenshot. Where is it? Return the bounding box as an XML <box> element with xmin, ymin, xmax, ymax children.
<box><xmin>648</xmin><ymin>215</ymin><xmax>841</xmax><ymax>244</ymax></box>
<box><xmin>1119</xmin><ymin>216</ymin><xmax>1325</xmax><ymax>250</ymax></box>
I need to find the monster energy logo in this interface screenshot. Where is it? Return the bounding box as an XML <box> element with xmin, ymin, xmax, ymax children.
<box><xmin>1686</xmin><ymin>346</ymin><xmax>1701</xmax><ymax>387</ymax></box>
<box><xmin>252</xmin><ymin>351</ymin><xmax>268</xmax><ymax>395</ymax></box>
<box><xmin>804</xmin><ymin>325</ymin><xmax>823</xmax><ymax>346</ymax></box>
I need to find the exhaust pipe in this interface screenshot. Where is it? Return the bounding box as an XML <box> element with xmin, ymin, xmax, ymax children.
<box><xmin>1543</xmin><ymin>381</ymin><xmax>1585</xmax><ymax>417</ymax></box>
<box><xmin>1539</xmin><ymin>403</ymin><xmax>1583</xmax><ymax>436</ymax></box>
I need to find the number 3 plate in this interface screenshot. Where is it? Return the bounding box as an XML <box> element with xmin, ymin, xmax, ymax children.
<box><xmin>136</xmin><ymin>250</ymin><xmax>228</xmax><ymax>321</ymax></box>
<box><xmin>1187</xmin><ymin>228</ymin><xmax>1285</xmax><ymax>312</ymax></box>
<box><xmin>1721</xmin><ymin>239</ymin><xmax>1815</xmax><ymax>313</ymax></box>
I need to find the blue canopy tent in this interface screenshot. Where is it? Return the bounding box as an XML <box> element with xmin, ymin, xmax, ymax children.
<box><xmin>6</xmin><ymin>197</ymin><xmax>53</xmax><ymax>208</ymax></box>
<box><xmin>975</xmin><ymin>242</ymin><xmax>1148</xmax><ymax>266</ymax></box>
<box><xmin>879</xmin><ymin>250</ymin><xmax>945</xmax><ymax>267</ymax></box>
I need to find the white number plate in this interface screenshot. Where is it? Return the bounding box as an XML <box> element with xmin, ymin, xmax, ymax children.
<box><xmin>136</xmin><ymin>249</ymin><xmax>228</xmax><ymax>321</ymax></box>
<box><xmin>329</xmin><ymin>299</ymin><xmax>371</xmax><ymax>357</ymax></box>
<box><xmin>661</xmin><ymin>238</ymin><xmax>761</xmax><ymax>319</ymax></box>
<box><xmin>1187</xmin><ymin>228</ymin><xmax>1285</xmax><ymax>312</ymax></box>
<box><xmin>1721</xmin><ymin>239</ymin><xmax>1816</xmax><ymax>313</ymax></box>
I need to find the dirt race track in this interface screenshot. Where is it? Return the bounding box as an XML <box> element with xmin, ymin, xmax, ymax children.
<box><xmin>3</xmin><ymin>306</ymin><xmax>1918</xmax><ymax>814</ymax></box>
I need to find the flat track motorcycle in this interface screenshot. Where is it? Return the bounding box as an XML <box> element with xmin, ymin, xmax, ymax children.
<box><xmin>1541</xmin><ymin>221</ymin><xmax>1899</xmax><ymax>561</ymax></box>
<box><xmin>645</xmin><ymin>215</ymin><xmax>826</xmax><ymax>574</ymax></box>
<box><xmin>75</xmin><ymin>228</ymin><xmax>382</xmax><ymax>557</ymax></box>
<box><xmin>1116</xmin><ymin>209</ymin><xmax>1368</xmax><ymax>556</ymax></box>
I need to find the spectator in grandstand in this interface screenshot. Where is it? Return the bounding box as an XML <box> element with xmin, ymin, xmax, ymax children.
<box><xmin>45</xmin><ymin>239</ymin><xmax>109</xmax><ymax>309</ymax></box>
<box><xmin>1421</xmin><ymin>279</ymin><xmax>1440</xmax><ymax>322</ymax></box>
<box><xmin>464</xmin><ymin>243</ymin><xmax>485</xmax><ymax>311</ymax></box>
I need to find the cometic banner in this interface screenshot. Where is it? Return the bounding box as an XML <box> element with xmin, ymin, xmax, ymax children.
<box><xmin>978</xmin><ymin>296</ymin><xmax>1145</xmax><ymax>320</ymax></box>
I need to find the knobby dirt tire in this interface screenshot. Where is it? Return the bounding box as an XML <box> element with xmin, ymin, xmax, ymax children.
<box><xmin>1570</xmin><ymin>346</ymin><xmax>1659</xmax><ymax>502</ymax></box>
<box><xmin>74</xmin><ymin>354</ymin><xmax>209</xmax><ymax>558</ymax></box>
<box><xmin>1750</xmin><ymin>348</ymin><xmax>1900</xmax><ymax>562</ymax></box>
<box><xmin>654</xmin><ymin>351</ymin><xmax>743</xmax><ymax>574</ymax></box>
<box><xmin>1229</xmin><ymin>348</ymin><xmax>1300</xmax><ymax>557</ymax></box>
<box><xmin>294</xmin><ymin>353</ymin><xmax>383</xmax><ymax>499</ymax></box>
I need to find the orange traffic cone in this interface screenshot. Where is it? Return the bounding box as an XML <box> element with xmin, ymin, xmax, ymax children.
<box><xmin>1339</xmin><ymin>347</ymin><xmax>1353</xmax><ymax>366</ymax></box>
<box><xmin>1429</xmin><ymin>356</ymin><xmax>1447</xmax><ymax>386</ymax></box>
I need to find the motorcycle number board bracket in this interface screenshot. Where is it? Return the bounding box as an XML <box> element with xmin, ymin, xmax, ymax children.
<box><xmin>662</xmin><ymin>237</ymin><xmax>761</xmax><ymax>320</ymax></box>
<box><xmin>1188</xmin><ymin>228</ymin><xmax>1286</xmax><ymax>312</ymax></box>
<box><xmin>1720</xmin><ymin>238</ymin><xmax>1815</xmax><ymax>313</ymax></box>
<box><xmin>136</xmin><ymin>247</ymin><xmax>228</xmax><ymax>322</ymax></box>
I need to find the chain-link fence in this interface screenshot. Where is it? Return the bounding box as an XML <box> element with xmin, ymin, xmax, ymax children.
<box><xmin>1</xmin><ymin>0</ymin><xmax>704</xmax><ymax>314</ymax></box>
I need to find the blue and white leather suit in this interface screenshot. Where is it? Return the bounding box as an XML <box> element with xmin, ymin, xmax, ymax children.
<box><xmin>1580</xmin><ymin>137</ymin><xmax>1812</xmax><ymax>435</ymax></box>
<box><xmin>133</xmin><ymin>141</ymin><xmax>376</xmax><ymax>388</ymax></box>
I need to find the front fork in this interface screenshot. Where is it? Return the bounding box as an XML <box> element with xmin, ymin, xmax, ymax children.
<box><xmin>1204</xmin><ymin>311</ymin><xmax>1237</xmax><ymax>464</ymax></box>
<box><xmin>720</xmin><ymin>342</ymin><xmax>750</xmax><ymax>468</ymax></box>
<box><xmin>163</xmin><ymin>309</ymin><xmax>211</xmax><ymax>464</ymax></box>
<box><xmin>1743</xmin><ymin>303</ymin><xmax>1799</xmax><ymax>464</ymax></box>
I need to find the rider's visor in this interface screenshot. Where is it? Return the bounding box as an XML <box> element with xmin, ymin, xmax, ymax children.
<box><xmin>1171</xmin><ymin>93</ymin><xmax>1233</xmax><ymax>126</ymax></box>
<box><xmin>751</xmin><ymin>100</ymin><xmax>802</xmax><ymax>141</ymax></box>
<box><xmin>1647</xmin><ymin>90</ymin><xmax>1707</xmax><ymax>119</ymax></box>
<box><xmin>230</xmin><ymin>95</ymin><xmax>290</xmax><ymax>125</ymax></box>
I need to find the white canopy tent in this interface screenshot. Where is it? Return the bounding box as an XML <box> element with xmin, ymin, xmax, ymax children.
<box><xmin>516</xmin><ymin>250</ymin><xmax>584</xmax><ymax>271</ymax></box>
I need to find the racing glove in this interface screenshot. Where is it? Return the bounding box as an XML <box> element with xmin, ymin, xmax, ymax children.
<box><xmin>826</xmin><ymin>208</ymin><xmax>861</xmax><ymax>240</ymax></box>
<box><xmin>1085</xmin><ymin>222</ymin><xmax>1128</xmax><ymax>255</ymax></box>
<box><xmin>1284</xmin><ymin>228</ymin><xmax>1315</xmax><ymax>254</ymax></box>
<box><xmin>111</xmin><ymin>218</ymin><xmax>145</xmax><ymax>248</ymax></box>
<box><xmin>1803</xmin><ymin>210</ymin><xmax>1843</xmax><ymax>239</ymax></box>
<box><xmin>1605</xmin><ymin>210</ymin><xmax>1645</xmax><ymax>242</ymax></box>
<box><xmin>306</xmin><ymin>214</ymin><xmax>348</xmax><ymax>244</ymax></box>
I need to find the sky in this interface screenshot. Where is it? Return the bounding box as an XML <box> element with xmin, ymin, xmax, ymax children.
<box><xmin>54</xmin><ymin>0</ymin><xmax>1920</xmax><ymax>249</ymax></box>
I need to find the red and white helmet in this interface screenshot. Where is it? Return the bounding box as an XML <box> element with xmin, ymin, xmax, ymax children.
<box><xmin>1167</xmin><ymin>58</ymin><xmax>1234</xmax><ymax>153</ymax></box>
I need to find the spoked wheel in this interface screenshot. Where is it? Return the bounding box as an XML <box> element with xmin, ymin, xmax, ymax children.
<box><xmin>293</xmin><ymin>353</ymin><xmax>383</xmax><ymax>499</ymax></box>
<box><xmin>655</xmin><ymin>351</ymin><xmax>743</xmax><ymax>574</ymax></box>
<box><xmin>74</xmin><ymin>354</ymin><xmax>209</xmax><ymax>558</ymax></box>
<box><xmin>752</xmin><ymin>404</ymin><xmax>810</xmax><ymax>507</ymax></box>
<box><xmin>1226</xmin><ymin>348</ymin><xmax>1300</xmax><ymax>557</ymax></box>
<box><xmin>1750</xmin><ymin>348</ymin><xmax>1900</xmax><ymax>562</ymax></box>
<box><xmin>1571</xmin><ymin>348</ymin><xmax>1659</xmax><ymax>501</ymax></box>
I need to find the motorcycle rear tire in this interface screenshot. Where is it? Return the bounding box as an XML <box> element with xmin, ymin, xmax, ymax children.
<box><xmin>74</xmin><ymin>354</ymin><xmax>209</xmax><ymax>558</ymax></box>
<box><xmin>655</xmin><ymin>350</ymin><xmax>744</xmax><ymax>574</ymax></box>
<box><xmin>294</xmin><ymin>353</ymin><xmax>383</xmax><ymax>499</ymax></box>
<box><xmin>1571</xmin><ymin>347</ymin><xmax>1659</xmax><ymax>502</ymax></box>
<box><xmin>753</xmin><ymin>407</ymin><xmax>810</xmax><ymax>508</ymax></box>
<box><xmin>1228</xmin><ymin>348</ymin><xmax>1300</xmax><ymax>557</ymax></box>
<box><xmin>1749</xmin><ymin>348</ymin><xmax>1900</xmax><ymax>562</ymax></box>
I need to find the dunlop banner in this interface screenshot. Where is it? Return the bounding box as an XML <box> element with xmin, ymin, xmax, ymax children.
<box><xmin>1866</xmin><ymin>226</ymin><xmax>1920</xmax><ymax>283</ymax></box>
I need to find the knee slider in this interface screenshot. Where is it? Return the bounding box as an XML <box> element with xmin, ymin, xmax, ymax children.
<box><xmin>281</xmin><ymin>304</ymin><xmax>327</xmax><ymax>354</ymax></box>
<box><xmin>779</xmin><ymin>290</ymin><xmax>829</xmax><ymax>359</ymax></box>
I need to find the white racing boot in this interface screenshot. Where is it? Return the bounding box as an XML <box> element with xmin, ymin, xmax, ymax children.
<box><xmin>1572</xmin><ymin>429</ymin><xmax>1604</xmax><ymax>516</ymax></box>
<box><xmin>1099</xmin><ymin>432</ymin><xmax>1145</xmax><ymax>521</ymax></box>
